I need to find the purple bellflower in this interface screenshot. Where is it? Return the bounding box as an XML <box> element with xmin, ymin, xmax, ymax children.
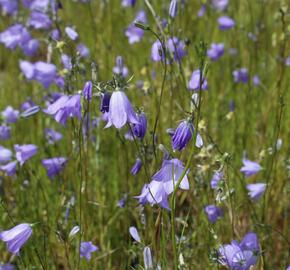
<box><xmin>207</xmin><ymin>43</ymin><xmax>224</xmax><ymax>61</ymax></box>
<box><xmin>44</xmin><ymin>94</ymin><xmax>82</xmax><ymax>125</ymax></box>
<box><xmin>0</xmin><ymin>161</ymin><xmax>17</xmax><ymax>176</ymax></box>
<box><xmin>82</xmin><ymin>81</ymin><xmax>93</xmax><ymax>101</ymax></box>
<box><xmin>129</xmin><ymin>226</ymin><xmax>141</xmax><ymax>243</ymax></box>
<box><xmin>113</xmin><ymin>56</ymin><xmax>129</xmax><ymax>78</ymax></box>
<box><xmin>212</xmin><ymin>0</ymin><xmax>228</xmax><ymax>11</ymax></box>
<box><xmin>80</xmin><ymin>241</ymin><xmax>98</xmax><ymax>261</ymax></box>
<box><xmin>0</xmin><ymin>223</ymin><xmax>32</xmax><ymax>255</ymax></box>
<box><xmin>14</xmin><ymin>144</ymin><xmax>38</xmax><ymax>166</ymax></box>
<box><xmin>210</xmin><ymin>171</ymin><xmax>223</xmax><ymax>189</ymax></box>
<box><xmin>61</xmin><ymin>54</ymin><xmax>72</xmax><ymax>70</ymax></box>
<box><xmin>77</xmin><ymin>43</ymin><xmax>90</xmax><ymax>58</ymax></box>
<box><xmin>29</xmin><ymin>11</ymin><xmax>52</xmax><ymax>30</ymax></box>
<box><xmin>22</xmin><ymin>0</ymin><xmax>49</xmax><ymax>11</ymax></box>
<box><xmin>169</xmin><ymin>0</ymin><xmax>178</xmax><ymax>18</ymax></box>
<box><xmin>65</xmin><ymin>27</ymin><xmax>78</xmax><ymax>40</ymax></box>
<box><xmin>105</xmin><ymin>91</ymin><xmax>138</xmax><ymax>129</ymax></box>
<box><xmin>21</xmin><ymin>38</ymin><xmax>39</xmax><ymax>56</ymax></box>
<box><xmin>0</xmin><ymin>262</ymin><xmax>15</xmax><ymax>270</ymax></box>
<box><xmin>0</xmin><ymin>146</ymin><xmax>12</xmax><ymax>164</ymax></box>
<box><xmin>1</xmin><ymin>106</ymin><xmax>19</xmax><ymax>123</ymax></box>
<box><xmin>188</xmin><ymin>69</ymin><xmax>208</xmax><ymax>90</ymax></box>
<box><xmin>0</xmin><ymin>125</ymin><xmax>11</xmax><ymax>140</ymax></box>
<box><xmin>50</xmin><ymin>29</ymin><xmax>60</xmax><ymax>40</ymax></box>
<box><xmin>171</xmin><ymin>120</ymin><xmax>193</xmax><ymax>151</ymax></box>
<box><xmin>252</xmin><ymin>75</ymin><xmax>260</xmax><ymax>86</ymax></box>
<box><xmin>167</xmin><ymin>37</ymin><xmax>186</xmax><ymax>62</ymax></box>
<box><xmin>132</xmin><ymin>112</ymin><xmax>147</xmax><ymax>139</ymax></box>
<box><xmin>100</xmin><ymin>92</ymin><xmax>111</xmax><ymax>113</ymax></box>
<box><xmin>131</xmin><ymin>158</ymin><xmax>142</xmax><ymax>175</ymax></box>
<box><xmin>246</xmin><ymin>183</ymin><xmax>266</xmax><ymax>201</ymax></box>
<box><xmin>42</xmin><ymin>157</ymin><xmax>67</xmax><ymax>179</ymax></box>
<box><xmin>45</xmin><ymin>128</ymin><xmax>62</xmax><ymax>144</ymax></box>
<box><xmin>151</xmin><ymin>40</ymin><xmax>165</xmax><ymax>62</ymax></box>
<box><xmin>240</xmin><ymin>158</ymin><xmax>261</xmax><ymax>177</ymax></box>
<box><xmin>204</xmin><ymin>205</ymin><xmax>223</xmax><ymax>223</ymax></box>
<box><xmin>233</xmin><ymin>68</ymin><xmax>249</xmax><ymax>84</ymax></box>
<box><xmin>125</xmin><ymin>10</ymin><xmax>147</xmax><ymax>44</ymax></box>
<box><xmin>197</xmin><ymin>5</ymin><xmax>206</xmax><ymax>17</ymax></box>
<box><xmin>0</xmin><ymin>0</ymin><xmax>18</xmax><ymax>15</ymax></box>
<box><xmin>218</xmin><ymin>16</ymin><xmax>235</xmax><ymax>30</ymax></box>
<box><xmin>121</xmin><ymin>0</ymin><xmax>136</xmax><ymax>7</ymax></box>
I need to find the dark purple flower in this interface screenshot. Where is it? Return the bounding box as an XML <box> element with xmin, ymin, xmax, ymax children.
<box><xmin>100</xmin><ymin>92</ymin><xmax>111</xmax><ymax>113</ymax></box>
<box><xmin>113</xmin><ymin>56</ymin><xmax>129</xmax><ymax>77</ymax></box>
<box><xmin>233</xmin><ymin>68</ymin><xmax>249</xmax><ymax>84</ymax></box>
<box><xmin>188</xmin><ymin>69</ymin><xmax>208</xmax><ymax>90</ymax></box>
<box><xmin>61</xmin><ymin>54</ymin><xmax>72</xmax><ymax>70</ymax></box>
<box><xmin>0</xmin><ymin>161</ymin><xmax>17</xmax><ymax>176</ymax></box>
<box><xmin>29</xmin><ymin>11</ymin><xmax>52</xmax><ymax>29</ymax></box>
<box><xmin>131</xmin><ymin>158</ymin><xmax>142</xmax><ymax>175</ymax></box>
<box><xmin>246</xmin><ymin>183</ymin><xmax>266</xmax><ymax>201</ymax></box>
<box><xmin>171</xmin><ymin>120</ymin><xmax>193</xmax><ymax>151</ymax></box>
<box><xmin>0</xmin><ymin>125</ymin><xmax>11</xmax><ymax>140</ymax></box>
<box><xmin>105</xmin><ymin>91</ymin><xmax>138</xmax><ymax>129</ymax></box>
<box><xmin>0</xmin><ymin>146</ymin><xmax>12</xmax><ymax>164</ymax></box>
<box><xmin>125</xmin><ymin>10</ymin><xmax>147</xmax><ymax>44</ymax></box>
<box><xmin>0</xmin><ymin>223</ymin><xmax>32</xmax><ymax>255</ymax></box>
<box><xmin>42</xmin><ymin>157</ymin><xmax>67</xmax><ymax>178</ymax></box>
<box><xmin>129</xmin><ymin>226</ymin><xmax>141</xmax><ymax>242</ymax></box>
<box><xmin>80</xmin><ymin>241</ymin><xmax>98</xmax><ymax>261</ymax></box>
<box><xmin>45</xmin><ymin>128</ymin><xmax>62</xmax><ymax>144</ymax></box>
<box><xmin>77</xmin><ymin>43</ymin><xmax>90</xmax><ymax>58</ymax></box>
<box><xmin>218</xmin><ymin>16</ymin><xmax>235</xmax><ymax>30</ymax></box>
<box><xmin>65</xmin><ymin>27</ymin><xmax>78</xmax><ymax>40</ymax></box>
<box><xmin>169</xmin><ymin>0</ymin><xmax>178</xmax><ymax>18</ymax></box>
<box><xmin>207</xmin><ymin>43</ymin><xmax>224</xmax><ymax>61</ymax></box>
<box><xmin>210</xmin><ymin>171</ymin><xmax>223</xmax><ymax>189</ymax></box>
<box><xmin>82</xmin><ymin>81</ymin><xmax>93</xmax><ymax>101</ymax></box>
<box><xmin>240</xmin><ymin>158</ymin><xmax>261</xmax><ymax>177</ymax></box>
<box><xmin>44</xmin><ymin>94</ymin><xmax>82</xmax><ymax>125</ymax></box>
<box><xmin>204</xmin><ymin>205</ymin><xmax>223</xmax><ymax>223</ymax></box>
<box><xmin>1</xmin><ymin>106</ymin><xmax>19</xmax><ymax>123</ymax></box>
<box><xmin>152</xmin><ymin>158</ymin><xmax>189</xmax><ymax>195</ymax></box>
<box><xmin>121</xmin><ymin>0</ymin><xmax>136</xmax><ymax>7</ymax></box>
<box><xmin>132</xmin><ymin>112</ymin><xmax>147</xmax><ymax>139</ymax></box>
<box><xmin>0</xmin><ymin>0</ymin><xmax>18</xmax><ymax>15</ymax></box>
<box><xmin>14</xmin><ymin>144</ymin><xmax>38</xmax><ymax>166</ymax></box>
<box><xmin>212</xmin><ymin>0</ymin><xmax>228</xmax><ymax>11</ymax></box>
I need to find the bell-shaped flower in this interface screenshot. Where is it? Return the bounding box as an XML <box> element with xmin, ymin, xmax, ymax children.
<box><xmin>240</xmin><ymin>158</ymin><xmax>261</xmax><ymax>177</ymax></box>
<box><xmin>204</xmin><ymin>205</ymin><xmax>223</xmax><ymax>223</ymax></box>
<box><xmin>218</xmin><ymin>16</ymin><xmax>235</xmax><ymax>30</ymax></box>
<box><xmin>80</xmin><ymin>241</ymin><xmax>98</xmax><ymax>261</ymax></box>
<box><xmin>132</xmin><ymin>112</ymin><xmax>147</xmax><ymax>139</ymax></box>
<box><xmin>188</xmin><ymin>69</ymin><xmax>208</xmax><ymax>90</ymax></box>
<box><xmin>42</xmin><ymin>157</ymin><xmax>67</xmax><ymax>179</ymax></box>
<box><xmin>0</xmin><ymin>161</ymin><xmax>17</xmax><ymax>176</ymax></box>
<box><xmin>14</xmin><ymin>144</ymin><xmax>38</xmax><ymax>166</ymax></box>
<box><xmin>246</xmin><ymin>183</ymin><xmax>266</xmax><ymax>201</ymax></box>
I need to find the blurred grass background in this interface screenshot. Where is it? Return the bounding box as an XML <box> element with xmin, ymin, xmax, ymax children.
<box><xmin>0</xmin><ymin>0</ymin><xmax>289</xmax><ymax>269</ymax></box>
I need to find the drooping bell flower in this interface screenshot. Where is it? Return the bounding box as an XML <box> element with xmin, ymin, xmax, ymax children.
<box><xmin>113</xmin><ymin>56</ymin><xmax>129</xmax><ymax>78</ymax></box>
<box><xmin>0</xmin><ymin>223</ymin><xmax>32</xmax><ymax>255</ymax></box>
<box><xmin>29</xmin><ymin>11</ymin><xmax>52</xmax><ymax>29</ymax></box>
<box><xmin>105</xmin><ymin>91</ymin><xmax>138</xmax><ymax>129</ymax></box>
<box><xmin>131</xmin><ymin>158</ymin><xmax>142</xmax><ymax>175</ymax></box>
<box><xmin>207</xmin><ymin>43</ymin><xmax>224</xmax><ymax>61</ymax></box>
<box><xmin>152</xmin><ymin>158</ymin><xmax>189</xmax><ymax>195</ymax></box>
<box><xmin>61</xmin><ymin>54</ymin><xmax>72</xmax><ymax>70</ymax></box>
<box><xmin>125</xmin><ymin>10</ymin><xmax>147</xmax><ymax>44</ymax></box>
<box><xmin>212</xmin><ymin>0</ymin><xmax>228</xmax><ymax>11</ymax></box>
<box><xmin>14</xmin><ymin>144</ymin><xmax>38</xmax><ymax>166</ymax></box>
<box><xmin>129</xmin><ymin>226</ymin><xmax>141</xmax><ymax>243</ymax></box>
<box><xmin>21</xmin><ymin>38</ymin><xmax>39</xmax><ymax>56</ymax></box>
<box><xmin>204</xmin><ymin>205</ymin><xmax>223</xmax><ymax>223</ymax></box>
<box><xmin>0</xmin><ymin>146</ymin><xmax>12</xmax><ymax>164</ymax></box>
<box><xmin>1</xmin><ymin>106</ymin><xmax>19</xmax><ymax>123</ymax></box>
<box><xmin>132</xmin><ymin>112</ymin><xmax>147</xmax><ymax>139</ymax></box>
<box><xmin>0</xmin><ymin>161</ymin><xmax>17</xmax><ymax>176</ymax></box>
<box><xmin>167</xmin><ymin>37</ymin><xmax>186</xmax><ymax>62</ymax></box>
<box><xmin>0</xmin><ymin>262</ymin><xmax>15</xmax><ymax>270</ymax></box>
<box><xmin>240</xmin><ymin>158</ymin><xmax>261</xmax><ymax>177</ymax></box>
<box><xmin>42</xmin><ymin>157</ymin><xmax>67</xmax><ymax>179</ymax></box>
<box><xmin>151</xmin><ymin>40</ymin><xmax>165</xmax><ymax>62</ymax></box>
<box><xmin>82</xmin><ymin>81</ymin><xmax>92</xmax><ymax>101</ymax></box>
<box><xmin>65</xmin><ymin>26</ymin><xmax>78</xmax><ymax>40</ymax></box>
<box><xmin>44</xmin><ymin>94</ymin><xmax>82</xmax><ymax>125</ymax></box>
<box><xmin>143</xmin><ymin>246</ymin><xmax>153</xmax><ymax>270</ymax></box>
<box><xmin>169</xmin><ymin>0</ymin><xmax>178</xmax><ymax>18</ymax></box>
<box><xmin>218</xmin><ymin>16</ymin><xmax>235</xmax><ymax>30</ymax></box>
<box><xmin>45</xmin><ymin>128</ymin><xmax>62</xmax><ymax>144</ymax></box>
<box><xmin>100</xmin><ymin>92</ymin><xmax>111</xmax><ymax>113</ymax></box>
<box><xmin>171</xmin><ymin>120</ymin><xmax>194</xmax><ymax>151</ymax></box>
<box><xmin>0</xmin><ymin>0</ymin><xmax>18</xmax><ymax>15</ymax></box>
<box><xmin>50</xmin><ymin>29</ymin><xmax>60</xmax><ymax>40</ymax></box>
<box><xmin>246</xmin><ymin>183</ymin><xmax>266</xmax><ymax>201</ymax></box>
<box><xmin>0</xmin><ymin>125</ymin><xmax>11</xmax><ymax>140</ymax></box>
<box><xmin>80</xmin><ymin>241</ymin><xmax>98</xmax><ymax>261</ymax></box>
<box><xmin>77</xmin><ymin>43</ymin><xmax>90</xmax><ymax>58</ymax></box>
<box><xmin>188</xmin><ymin>69</ymin><xmax>208</xmax><ymax>90</ymax></box>
<box><xmin>233</xmin><ymin>68</ymin><xmax>249</xmax><ymax>84</ymax></box>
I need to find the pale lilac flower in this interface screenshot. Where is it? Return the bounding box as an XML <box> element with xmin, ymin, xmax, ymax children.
<box><xmin>0</xmin><ymin>0</ymin><xmax>18</xmax><ymax>15</ymax></box>
<box><xmin>61</xmin><ymin>54</ymin><xmax>72</xmax><ymax>70</ymax></box>
<box><xmin>29</xmin><ymin>11</ymin><xmax>52</xmax><ymax>29</ymax></box>
<box><xmin>125</xmin><ymin>10</ymin><xmax>147</xmax><ymax>44</ymax></box>
<box><xmin>50</xmin><ymin>29</ymin><xmax>60</xmax><ymax>40</ymax></box>
<box><xmin>246</xmin><ymin>183</ymin><xmax>266</xmax><ymax>201</ymax></box>
<box><xmin>129</xmin><ymin>226</ymin><xmax>141</xmax><ymax>243</ymax></box>
<box><xmin>1</xmin><ymin>106</ymin><xmax>19</xmax><ymax>123</ymax></box>
<box><xmin>0</xmin><ymin>223</ymin><xmax>32</xmax><ymax>255</ymax></box>
<box><xmin>105</xmin><ymin>91</ymin><xmax>138</xmax><ymax>129</ymax></box>
<box><xmin>0</xmin><ymin>125</ymin><xmax>11</xmax><ymax>140</ymax></box>
<box><xmin>21</xmin><ymin>38</ymin><xmax>39</xmax><ymax>56</ymax></box>
<box><xmin>218</xmin><ymin>16</ymin><xmax>235</xmax><ymax>30</ymax></box>
<box><xmin>77</xmin><ymin>43</ymin><xmax>90</xmax><ymax>58</ymax></box>
<box><xmin>143</xmin><ymin>246</ymin><xmax>153</xmax><ymax>269</ymax></box>
<box><xmin>0</xmin><ymin>262</ymin><xmax>15</xmax><ymax>270</ymax></box>
<box><xmin>68</xmin><ymin>226</ymin><xmax>80</xmax><ymax>239</ymax></box>
<box><xmin>212</xmin><ymin>0</ymin><xmax>228</xmax><ymax>11</ymax></box>
<box><xmin>82</xmin><ymin>81</ymin><xmax>93</xmax><ymax>101</ymax></box>
<box><xmin>42</xmin><ymin>157</ymin><xmax>67</xmax><ymax>179</ymax></box>
<box><xmin>152</xmin><ymin>158</ymin><xmax>189</xmax><ymax>195</ymax></box>
<box><xmin>0</xmin><ymin>161</ymin><xmax>17</xmax><ymax>176</ymax></box>
<box><xmin>210</xmin><ymin>171</ymin><xmax>223</xmax><ymax>189</ymax></box>
<box><xmin>65</xmin><ymin>27</ymin><xmax>78</xmax><ymax>40</ymax></box>
<box><xmin>80</xmin><ymin>241</ymin><xmax>98</xmax><ymax>261</ymax></box>
<box><xmin>197</xmin><ymin>5</ymin><xmax>206</xmax><ymax>17</ymax></box>
<box><xmin>240</xmin><ymin>158</ymin><xmax>261</xmax><ymax>177</ymax></box>
<box><xmin>44</xmin><ymin>94</ymin><xmax>82</xmax><ymax>125</ymax></box>
<box><xmin>233</xmin><ymin>68</ymin><xmax>249</xmax><ymax>84</ymax></box>
<box><xmin>188</xmin><ymin>69</ymin><xmax>208</xmax><ymax>90</ymax></box>
<box><xmin>22</xmin><ymin>0</ymin><xmax>49</xmax><ymax>11</ymax></box>
<box><xmin>14</xmin><ymin>144</ymin><xmax>38</xmax><ymax>166</ymax></box>
<box><xmin>169</xmin><ymin>0</ymin><xmax>178</xmax><ymax>18</ymax></box>
<box><xmin>151</xmin><ymin>40</ymin><xmax>165</xmax><ymax>62</ymax></box>
<box><xmin>204</xmin><ymin>205</ymin><xmax>223</xmax><ymax>223</ymax></box>
<box><xmin>285</xmin><ymin>56</ymin><xmax>290</xmax><ymax>66</ymax></box>
<box><xmin>252</xmin><ymin>75</ymin><xmax>260</xmax><ymax>86</ymax></box>
<box><xmin>207</xmin><ymin>43</ymin><xmax>224</xmax><ymax>61</ymax></box>
<box><xmin>0</xmin><ymin>146</ymin><xmax>12</xmax><ymax>164</ymax></box>
<box><xmin>45</xmin><ymin>128</ymin><xmax>62</xmax><ymax>144</ymax></box>
<box><xmin>121</xmin><ymin>0</ymin><xmax>136</xmax><ymax>7</ymax></box>
<box><xmin>113</xmin><ymin>56</ymin><xmax>129</xmax><ymax>77</ymax></box>
<box><xmin>131</xmin><ymin>158</ymin><xmax>142</xmax><ymax>175</ymax></box>
<box><xmin>167</xmin><ymin>37</ymin><xmax>186</xmax><ymax>62</ymax></box>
